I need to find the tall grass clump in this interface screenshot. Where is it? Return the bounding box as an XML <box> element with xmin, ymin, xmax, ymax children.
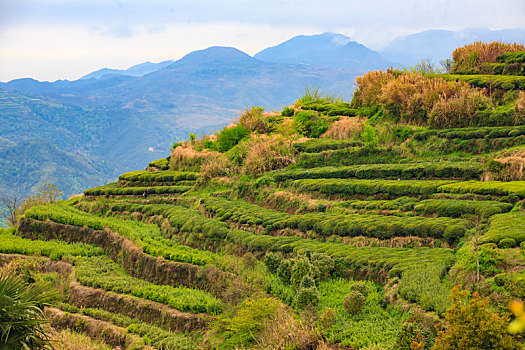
<box><xmin>321</xmin><ymin>116</ymin><xmax>365</xmax><ymax>140</ymax></box>
<box><xmin>351</xmin><ymin>70</ymin><xmax>492</xmax><ymax>128</ymax></box>
<box><xmin>169</xmin><ymin>144</ymin><xmax>219</xmax><ymax>171</ymax></box>
<box><xmin>451</xmin><ymin>41</ymin><xmax>525</xmax><ymax>74</ymax></box>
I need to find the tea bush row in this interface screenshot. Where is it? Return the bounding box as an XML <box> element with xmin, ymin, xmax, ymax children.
<box><xmin>413</xmin><ymin>125</ymin><xmax>525</xmax><ymax>141</ymax></box>
<box><xmin>73</xmin><ymin>256</ymin><xmax>222</xmax><ymax>314</ymax></box>
<box><xmin>0</xmin><ymin>228</ymin><xmax>104</xmax><ymax>260</ymax></box>
<box><xmin>296</xmin><ymin>146</ymin><xmax>405</xmax><ymax>168</ymax></box>
<box><xmin>118</xmin><ymin>170</ymin><xmax>198</xmax><ymax>183</ymax></box>
<box><xmin>84</xmin><ymin>184</ymin><xmax>193</xmax><ymax>196</ymax></box>
<box><xmin>436</xmin><ymin>74</ymin><xmax>525</xmax><ymax>91</ymax></box>
<box><xmin>57</xmin><ymin>303</ymin><xmax>199</xmax><ymax>350</ymax></box>
<box><xmin>481</xmin><ymin>211</ymin><xmax>525</xmax><ymax>247</ymax></box>
<box><xmin>293</xmin><ymin>179</ymin><xmax>456</xmax><ymax>197</ymax></box>
<box><xmin>202</xmin><ymin>197</ymin><xmax>470</xmax><ymax>241</ymax></box>
<box><xmin>413</xmin><ymin>199</ymin><xmax>513</xmax><ymax>217</ymax></box>
<box><xmin>439</xmin><ymin>181</ymin><xmax>525</xmax><ymax>198</ymax></box>
<box><xmin>293</xmin><ymin>139</ymin><xmax>362</xmax><ymax>153</ymax></box>
<box><xmin>24</xmin><ymin>203</ymin><xmax>218</xmax><ymax>266</ymax></box>
<box><xmin>272</xmin><ymin>161</ymin><xmax>483</xmax><ymax>182</ymax></box>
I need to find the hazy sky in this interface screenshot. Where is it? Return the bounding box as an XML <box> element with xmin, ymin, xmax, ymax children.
<box><xmin>1</xmin><ymin>0</ymin><xmax>524</xmax><ymax>82</ymax></box>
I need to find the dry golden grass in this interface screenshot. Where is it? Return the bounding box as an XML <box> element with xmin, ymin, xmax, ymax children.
<box><xmin>322</xmin><ymin>116</ymin><xmax>365</xmax><ymax>139</ymax></box>
<box><xmin>452</xmin><ymin>41</ymin><xmax>525</xmax><ymax>73</ymax></box>
<box><xmin>49</xmin><ymin>328</ymin><xmax>115</xmax><ymax>350</ymax></box>
<box><xmin>488</xmin><ymin>148</ymin><xmax>525</xmax><ymax>181</ymax></box>
<box><xmin>169</xmin><ymin>144</ymin><xmax>219</xmax><ymax>171</ymax></box>
<box><xmin>254</xmin><ymin>307</ymin><xmax>322</xmax><ymax>349</ymax></box>
<box><xmin>515</xmin><ymin>91</ymin><xmax>525</xmax><ymax>116</ymax></box>
<box><xmin>241</xmin><ymin>135</ymin><xmax>296</xmax><ymax>175</ymax></box>
<box><xmin>201</xmin><ymin>155</ymin><xmax>236</xmax><ymax>179</ymax></box>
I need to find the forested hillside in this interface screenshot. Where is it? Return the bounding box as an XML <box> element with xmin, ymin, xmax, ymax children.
<box><xmin>1</xmin><ymin>41</ymin><xmax>524</xmax><ymax>349</ymax></box>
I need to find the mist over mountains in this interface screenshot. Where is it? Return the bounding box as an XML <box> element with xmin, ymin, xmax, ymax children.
<box><xmin>1</xmin><ymin>28</ymin><xmax>524</xmax><ymax>198</ymax></box>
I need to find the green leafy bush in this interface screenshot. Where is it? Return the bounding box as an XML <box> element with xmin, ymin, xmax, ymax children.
<box><xmin>216</xmin><ymin>125</ymin><xmax>250</xmax><ymax>152</ymax></box>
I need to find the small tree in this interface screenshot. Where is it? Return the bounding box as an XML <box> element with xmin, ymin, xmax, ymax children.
<box><xmin>0</xmin><ymin>191</ymin><xmax>22</xmax><ymax>227</ymax></box>
<box><xmin>361</xmin><ymin>124</ymin><xmax>379</xmax><ymax>148</ymax></box>
<box><xmin>433</xmin><ymin>286</ymin><xmax>522</xmax><ymax>350</ymax></box>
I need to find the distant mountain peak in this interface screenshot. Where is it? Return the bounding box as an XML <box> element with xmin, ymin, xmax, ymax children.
<box><xmin>254</xmin><ymin>32</ymin><xmax>394</xmax><ymax>71</ymax></box>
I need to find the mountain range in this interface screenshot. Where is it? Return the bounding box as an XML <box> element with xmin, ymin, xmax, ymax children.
<box><xmin>1</xmin><ymin>28</ymin><xmax>524</xmax><ymax>200</ymax></box>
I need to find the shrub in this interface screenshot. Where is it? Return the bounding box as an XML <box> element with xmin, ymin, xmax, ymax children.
<box><xmin>294</xmin><ymin>286</ymin><xmax>320</xmax><ymax>310</ymax></box>
<box><xmin>395</xmin><ymin>319</ymin><xmax>434</xmax><ymax>350</ymax></box>
<box><xmin>221</xmin><ymin>295</ymin><xmax>282</xmax><ymax>347</ymax></box>
<box><xmin>443</xmin><ymin>225</ymin><xmax>466</xmax><ymax>244</ymax></box>
<box><xmin>319</xmin><ymin>308</ymin><xmax>337</xmax><ymax>330</ymax></box>
<box><xmin>294</xmin><ymin>111</ymin><xmax>329</xmax><ymax>138</ymax></box>
<box><xmin>264</xmin><ymin>252</ymin><xmax>283</xmax><ymax>274</ymax></box>
<box><xmin>433</xmin><ymin>286</ymin><xmax>521</xmax><ymax>349</ymax></box>
<box><xmin>282</xmin><ymin>107</ymin><xmax>294</xmax><ymax>117</ymax></box>
<box><xmin>201</xmin><ymin>155</ymin><xmax>235</xmax><ymax>179</ymax></box>
<box><xmin>277</xmin><ymin>259</ymin><xmax>293</xmax><ymax>283</ymax></box>
<box><xmin>342</xmin><ymin>290</ymin><xmax>366</xmax><ymax>315</ymax></box>
<box><xmin>290</xmin><ymin>257</ymin><xmax>316</xmax><ymax>288</ymax></box>
<box><xmin>361</xmin><ymin>124</ymin><xmax>379</xmax><ymax>148</ymax></box>
<box><xmin>169</xmin><ymin>144</ymin><xmax>218</xmax><ymax>171</ymax></box>
<box><xmin>239</xmin><ymin>107</ymin><xmax>270</xmax><ymax>133</ymax></box>
<box><xmin>309</xmin><ymin>252</ymin><xmax>334</xmax><ymax>281</ymax></box>
<box><xmin>349</xmin><ymin>281</ymin><xmax>370</xmax><ymax>298</ymax></box>
<box><xmin>216</xmin><ymin>125</ymin><xmax>250</xmax><ymax>152</ymax></box>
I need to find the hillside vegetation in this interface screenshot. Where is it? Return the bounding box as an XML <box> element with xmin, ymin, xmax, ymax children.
<box><xmin>2</xmin><ymin>41</ymin><xmax>525</xmax><ymax>349</ymax></box>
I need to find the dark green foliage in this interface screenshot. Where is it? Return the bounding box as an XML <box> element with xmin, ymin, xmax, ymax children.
<box><xmin>281</xmin><ymin>107</ymin><xmax>294</xmax><ymax>117</ymax></box>
<box><xmin>300</xmin><ymin>100</ymin><xmax>357</xmax><ymax>117</ymax></box>
<box><xmin>498</xmin><ymin>237</ymin><xmax>517</xmax><ymax>248</ymax></box>
<box><xmin>0</xmin><ymin>273</ymin><xmax>57</xmax><ymax>349</ymax></box>
<box><xmin>294</xmin><ymin>285</ymin><xmax>320</xmax><ymax>309</ymax></box>
<box><xmin>343</xmin><ymin>290</ymin><xmax>365</xmax><ymax>315</ymax></box>
<box><xmin>293</xmin><ymin>110</ymin><xmax>330</xmax><ymax>138</ymax></box>
<box><xmin>310</xmin><ymin>252</ymin><xmax>334</xmax><ymax>281</ymax></box>
<box><xmin>293</xmin><ymin>139</ymin><xmax>363</xmax><ymax>153</ymax></box>
<box><xmin>290</xmin><ymin>257</ymin><xmax>316</xmax><ymax>288</ymax></box>
<box><xmin>216</xmin><ymin>125</ymin><xmax>250</xmax><ymax>152</ymax></box>
<box><xmin>277</xmin><ymin>259</ymin><xmax>293</xmax><ymax>283</ymax></box>
<box><xmin>264</xmin><ymin>252</ymin><xmax>283</xmax><ymax>274</ymax></box>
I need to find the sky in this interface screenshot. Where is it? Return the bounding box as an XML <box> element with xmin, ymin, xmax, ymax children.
<box><xmin>1</xmin><ymin>0</ymin><xmax>524</xmax><ymax>82</ymax></box>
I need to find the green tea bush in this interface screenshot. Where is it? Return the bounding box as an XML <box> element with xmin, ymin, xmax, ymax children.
<box><xmin>343</xmin><ymin>290</ymin><xmax>366</xmax><ymax>315</ymax></box>
<box><xmin>498</xmin><ymin>237</ymin><xmax>517</xmax><ymax>248</ymax></box>
<box><xmin>413</xmin><ymin>125</ymin><xmax>525</xmax><ymax>141</ymax></box>
<box><xmin>148</xmin><ymin>157</ymin><xmax>170</xmax><ymax>170</ymax></box>
<box><xmin>437</xmin><ymin>74</ymin><xmax>525</xmax><ymax>91</ymax></box>
<box><xmin>294</xmin><ymin>285</ymin><xmax>320</xmax><ymax>309</ymax></box>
